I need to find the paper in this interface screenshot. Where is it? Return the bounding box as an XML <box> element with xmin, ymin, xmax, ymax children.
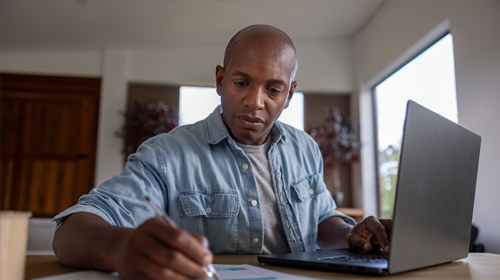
<box><xmin>210</xmin><ymin>264</ymin><xmax>308</xmax><ymax>280</ymax></box>
<box><xmin>33</xmin><ymin>271</ymin><xmax>119</xmax><ymax>280</ymax></box>
<box><xmin>33</xmin><ymin>264</ymin><xmax>307</xmax><ymax>280</ymax></box>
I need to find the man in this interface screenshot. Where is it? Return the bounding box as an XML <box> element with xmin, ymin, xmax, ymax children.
<box><xmin>53</xmin><ymin>25</ymin><xmax>391</xmax><ymax>280</ymax></box>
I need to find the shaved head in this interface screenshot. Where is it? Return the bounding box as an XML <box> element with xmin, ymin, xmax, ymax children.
<box><xmin>223</xmin><ymin>25</ymin><xmax>298</xmax><ymax>80</ymax></box>
<box><xmin>216</xmin><ymin>24</ymin><xmax>299</xmax><ymax>145</ymax></box>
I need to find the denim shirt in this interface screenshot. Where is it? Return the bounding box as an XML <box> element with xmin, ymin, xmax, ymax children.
<box><xmin>54</xmin><ymin>106</ymin><xmax>355</xmax><ymax>254</ymax></box>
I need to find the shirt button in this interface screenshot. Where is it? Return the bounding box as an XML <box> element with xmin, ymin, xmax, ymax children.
<box><xmin>242</xmin><ymin>164</ymin><xmax>248</xmax><ymax>170</ymax></box>
<box><xmin>228</xmin><ymin>139</ymin><xmax>232</xmax><ymax>145</ymax></box>
<box><xmin>206</xmin><ymin>207</ymin><xmax>212</xmax><ymax>214</ymax></box>
<box><xmin>251</xmin><ymin>200</ymin><xmax>257</xmax><ymax>206</ymax></box>
<box><xmin>253</xmin><ymin>238</ymin><xmax>259</xmax><ymax>243</ymax></box>
<box><xmin>309</xmin><ymin>189</ymin><xmax>314</xmax><ymax>195</ymax></box>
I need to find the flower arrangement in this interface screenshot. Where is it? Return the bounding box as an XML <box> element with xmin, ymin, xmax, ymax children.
<box><xmin>309</xmin><ymin>107</ymin><xmax>360</xmax><ymax>203</ymax></box>
<box><xmin>116</xmin><ymin>100</ymin><xmax>179</xmax><ymax>155</ymax></box>
<box><xmin>309</xmin><ymin>107</ymin><xmax>360</xmax><ymax>168</ymax></box>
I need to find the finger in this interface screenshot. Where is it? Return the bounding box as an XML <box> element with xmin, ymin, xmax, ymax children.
<box><xmin>145</xmin><ymin>219</ymin><xmax>212</xmax><ymax>265</ymax></box>
<box><xmin>365</xmin><ymin>219</ymin><xmax>390</xmax><ymax>252</ymax></box>
<box><xmin>142</xmin><ymin>231</ymin><xmax>210</xmax><ymax>279</ymax></box>
<box><xmin>190</xmin><ymin>233</ymin><xmax>213</xmax><ymax>265</ymax></box>
<box><xmin>191</xmin><ymin>233</ymin><xmax>210</xmax><ymax>250</ymax></box>
<box><xmin>136</xmin><ymin>255</ymin><xmax>192</xmax><ymax>280</ymax></box>
<box><xmin>378</xmin><ymin>219</ymin><xmax>392</xmax><ymax>232</ymax></box>
<box><xmin>348</xmin><ymin>232</ymin><xmax>373</xmax><ymax>252</ymax></box>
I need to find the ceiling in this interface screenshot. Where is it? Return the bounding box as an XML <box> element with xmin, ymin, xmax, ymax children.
<box><xmin>0</xmin><ymin>0</ymin><xmax>384</xmax><ymax>52</ymax></box>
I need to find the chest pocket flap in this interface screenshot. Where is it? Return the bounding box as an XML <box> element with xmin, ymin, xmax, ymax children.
<box><xmin>291</xmin><ymin>173</ymin><xmax>326</xmax><ymax>202</ymax></box>
<box><xmin>180</xmin><ymin>191</ymin><xmax>240</xmax><ymax>218</ymax></box>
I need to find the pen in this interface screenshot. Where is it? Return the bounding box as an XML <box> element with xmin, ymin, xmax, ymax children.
<box><xmin>144</xmin><ymin>196</ymin><xmax>222</xmax><ymax>280</ymax></box>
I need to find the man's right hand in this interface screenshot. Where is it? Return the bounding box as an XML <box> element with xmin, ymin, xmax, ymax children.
<box><xmin>53</xmin><ymin>213</ymin><xmax>213</xmax><ymax>280</ymax></box>
<box><xmin>116</xmin><ymin>218</ymin><xmax>213</xmax><ymax>280</ymax></box>
<box><xmin>347</xmin><ymin>216</ymin><xmax>392</xmax><ymax>253</ymax></box>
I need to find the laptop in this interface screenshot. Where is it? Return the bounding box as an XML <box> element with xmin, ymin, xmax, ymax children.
<box><xmin>258</xmin><ymin>100</ymin><xmax>482</xmax><ymax>275</ymax></box>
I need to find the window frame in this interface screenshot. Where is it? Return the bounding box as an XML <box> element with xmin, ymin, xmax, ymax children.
<box><xmin>371</xmin><ymin>31</ymin><xmax>452</xmax><ymax>217</ymax></box>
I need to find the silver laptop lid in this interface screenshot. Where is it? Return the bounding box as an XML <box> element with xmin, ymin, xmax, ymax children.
<box><xmin>388</xmin><ymin>101</ymin><xmax>481</xmax><ymax>274</ymax></box>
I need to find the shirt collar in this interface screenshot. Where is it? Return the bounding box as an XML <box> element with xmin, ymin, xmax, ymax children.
<box><xmin>205</xmin><ymin>105</ymin><xmax>288</xmax><ymax>145</ymax></box>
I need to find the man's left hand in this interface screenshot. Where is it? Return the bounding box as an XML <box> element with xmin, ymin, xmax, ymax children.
<box><xmin>347</xmin><ymin>216</ymin><xmax>392</xmax><ymax>253</ymax></box>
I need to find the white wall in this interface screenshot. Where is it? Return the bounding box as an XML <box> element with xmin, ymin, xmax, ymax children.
<box><xmin>0</xmin><ymin>37</ymin><xmax>354</xmax><ymax>188</ymax></box>
<box><xmin>95</xmin><ymin>50</ymin><xmax>129</xmax><ymax>187</ymax></box>
<box><xmin>128</xmin><ymin>46</ymin><xmax>223</xmax><ymax>87</ymax></box>
<box><xmin>127</xmin><ymin>37</ymin><xmax>354</xmax><ymax>92</ymax></box>
<box><xmin>0</xmin><ymin>51</ymin><xmax>101</xmax><ymax>77</ymax></box>
<box><xmin>294</xmin><ymin>38</ymin><xmax>354</xmax><ymax>92</ymax></box>
<box><xmin>355</xmin><ymin>0</ymin><xmax>500</xmax><ymax>253</ymax></box>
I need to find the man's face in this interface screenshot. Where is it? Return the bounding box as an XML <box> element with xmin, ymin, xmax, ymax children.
<box><xmin>216</xmin><ymin>35</ymin><xmax>297</xmax><ymax>145</ymax></box>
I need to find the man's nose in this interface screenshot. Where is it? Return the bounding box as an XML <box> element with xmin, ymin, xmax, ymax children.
<box><xmin>245</xmin><ymin>87</ymin><xmax>265</xmax><ymax>110</ymax></box>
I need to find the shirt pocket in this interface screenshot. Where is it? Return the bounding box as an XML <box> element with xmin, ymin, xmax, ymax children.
<box><xmin>179</xmin><ymin>190</ymin><xmax>240</xmax><ymax>254</ymax></box>
<box><xmin>291</xmin><ymin>173</ymin><xmax>326</xmax><ymax>202</ymax></box>
<box><xmin>290</xmin><ymin>173</ymin><xmax>326</xmax><ymax>250</ymax></box>
<box><xmin>179</xmin><ymin>190</ymin><xmax>240</xmax><ymax>218</ymax></box>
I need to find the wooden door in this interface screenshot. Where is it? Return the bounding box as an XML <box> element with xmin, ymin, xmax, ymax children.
<box><xmin>1</xmin><ymin>73</ymin><xmax>100</xmax><ymax>217</ymax></box>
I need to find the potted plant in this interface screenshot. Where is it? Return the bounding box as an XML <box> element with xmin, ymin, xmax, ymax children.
<box><xmin>116</xmin><ymin>100</ymin><xmax>179</xmax><ymax>157</ymax></box>
<box><xmin>309</xmin><ymin>107</ymin><xmax>360</xmax><ymax>206</ymax></box>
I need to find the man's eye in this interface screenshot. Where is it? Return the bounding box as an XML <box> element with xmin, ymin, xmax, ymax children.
<box><xmin>269</xmin><ymin>88</ymin><xmax>282</xmax><ymax>94</ymax></box>
<box><xmin>234</xmin><ymin>81</ymin><xmax>247</xmax><ymax>87</ymax></box>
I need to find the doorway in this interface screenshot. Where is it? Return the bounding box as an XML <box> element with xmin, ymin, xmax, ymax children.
<box><xmin>1</xmin><ymin>73</ymin><xmax>100</xmax><ymax>217</ymax></box>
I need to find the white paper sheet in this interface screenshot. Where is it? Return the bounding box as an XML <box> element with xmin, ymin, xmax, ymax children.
<box><xmin>33</xmin><ymin>264</ymin><xmax>308</xmax><ymax>280</ymax></box>
<box><xmin>33</xmin><ymin>271</ymin><xmax>119</xmax><ymax>280</ymax></box>
<box><xmin>211</xmin><ymin>264</ymin><xmax>308</xmax><ymax>280</ymax></box>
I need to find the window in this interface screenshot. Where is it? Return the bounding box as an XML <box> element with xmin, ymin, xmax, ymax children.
<box><xmin>179</xmin><ymin>86</ymin><xmax>304</xmax><ymax>130</ymax></box>
<box><xmin>179</xmin><ymin>87</ymin><xmax>221</xmax><ymax>126</ymax></box>
<box><xmin>374</xmin><ymin>34</ymin><xmax>458</xmax><ymax>218</ymax></box>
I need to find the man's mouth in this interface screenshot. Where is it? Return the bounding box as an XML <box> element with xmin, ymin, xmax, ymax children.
<box><xmin>238</xmin><ymin>116</ymin><xmax>264</xmax><ymax>129</ymax></box>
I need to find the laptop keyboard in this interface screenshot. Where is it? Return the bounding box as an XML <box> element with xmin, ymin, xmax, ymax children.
<box><xmin>318</xmin><ymin>252</ymin><xmax>388</xmax><ymax>263</ymax></box>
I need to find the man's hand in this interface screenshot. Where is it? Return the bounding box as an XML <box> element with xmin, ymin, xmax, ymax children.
<box><xmin>116</xmin><ymin>218</ymin><xmax>213</xmax><ymax>280</ymax></box>
<box><xmin>347</xmin><ymin>216</ymin><xmax>392</xmax><ymax>253</ymax></box>
<box><xmin>53</xmin><ymin>213</ymin><xmax>213</xmax><ymax>280</ymax></box>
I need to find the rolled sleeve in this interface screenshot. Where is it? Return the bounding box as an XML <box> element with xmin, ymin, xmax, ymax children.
<box><xmin>313</xmin><ymin>143</ymin><xmax>356</xmax><ymax>227</ymax></box>
<box><xmin>317</xmin><ymin>191</ymin><xmax>356</xmax><ymax>226</ymax></box>
<box><xmin>321</xmin><ymin>210</ymin><xmax>357</xmax><ymax>227</ymax></box>
<box><xmin>53</xmin><ymin>201</ymin><xmax>115</xmax><ymax>231</ymax></box>
<box><xmin>53</xmin><ymin>140</ymin><xmax>167</xmax><ymax>232</ymax></box>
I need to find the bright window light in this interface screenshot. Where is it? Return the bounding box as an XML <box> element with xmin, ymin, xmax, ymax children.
<box><xmin>179</xmin><ymin>86</ymin><xmax>304</xmax><ymax>130</ymax></box>
<box><xmin>279</xmin><ymin>92</ymin><xmax>304</xmax><ymax>130</ymax></box>
<box><xmin>374</xmin><ymin>34</ymin><xmax>458</xmax><ymax>218</ymax></box>
<box><xmin>179</xmin><ymin>87</ymin><xmax>220</xmax><ymax>125</ymax></box>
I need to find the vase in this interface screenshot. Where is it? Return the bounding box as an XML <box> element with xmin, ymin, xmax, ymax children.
<box><xmin>332</xmin><ymin>164</ymin><xmax>344</xmax><ymax>207</ymax></box>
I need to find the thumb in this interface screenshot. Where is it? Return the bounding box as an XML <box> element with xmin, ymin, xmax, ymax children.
<box><xmin>348</xmin><ymin>233</ymin><xmax>373</xmax><ymax>251</ymax></box>
<box><xmin>190</xmin><ymin>233</ymin><xmax>212</xmax><ymax>266</ymax></box>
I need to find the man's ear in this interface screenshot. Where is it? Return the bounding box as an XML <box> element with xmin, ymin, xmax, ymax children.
<box><xmin>284</xmin><ymin>81</ymin><xmax>297</xmax><ymax>109</ymax></box>
<box><xmin>215</xmin><ymin>65</ymin><xmax>225</xmax><ymax>96</ymax></box>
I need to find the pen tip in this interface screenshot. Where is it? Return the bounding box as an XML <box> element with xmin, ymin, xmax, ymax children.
<box><xmin>145</xmin><ymin>196</ymin><xmax>151</xmax><ymax>202</ymax></box>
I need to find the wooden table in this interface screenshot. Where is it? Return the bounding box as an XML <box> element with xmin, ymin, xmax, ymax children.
<box><xmin>337</xmin><ymin>208</ymin><xmax>365</xmax><ymax>223</ymax></box>
<box><xmin>25</xmin><ymin>253</ymin><xmax>500</xmax><ymax>279</ymax></box>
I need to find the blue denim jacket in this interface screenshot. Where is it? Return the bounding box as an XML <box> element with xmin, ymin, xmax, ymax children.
<box><xmin>54</xmin><ymin>106</ymin><xmax>355</xmax><ymax>254</ymax></box>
